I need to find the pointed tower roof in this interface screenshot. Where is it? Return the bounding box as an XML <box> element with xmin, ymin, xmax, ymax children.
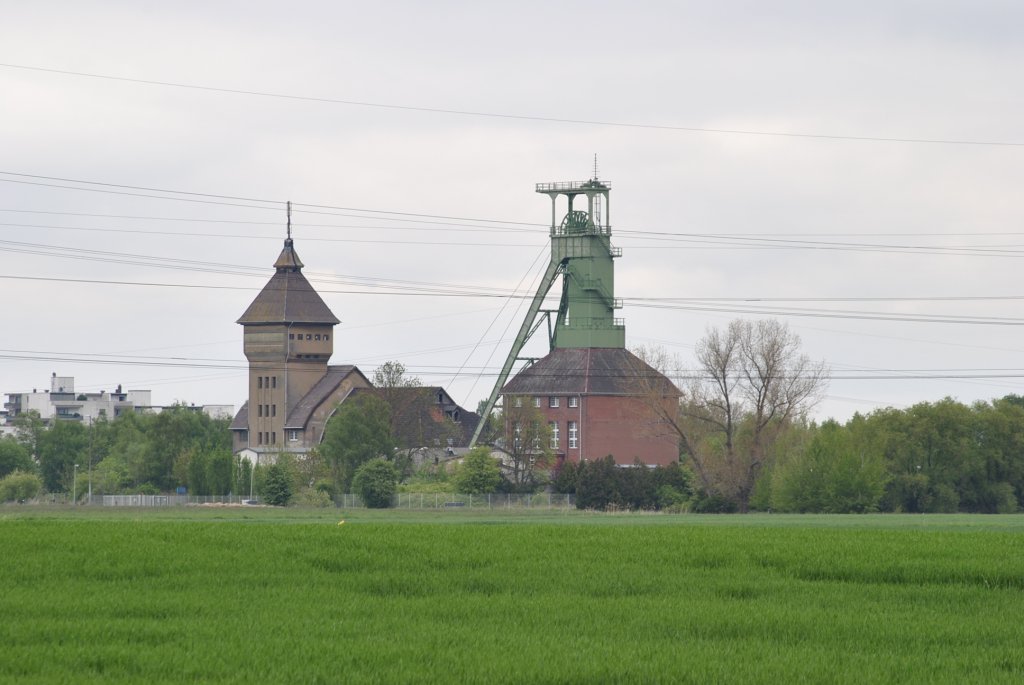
<box><xmin>237</xmin><ymin>237</ymin><xmax>340</xmax><ymax>326</ymax></box>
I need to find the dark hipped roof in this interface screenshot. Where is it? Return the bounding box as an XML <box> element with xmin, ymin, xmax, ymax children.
<box><xmin>502</xmin><ymin>347</ymin><xmax>680</xmax><ymax>397</ymax></box>
<box><xmin>350</xmin><ymin>386</ymin><xmax>482</xmax><ymax>448</ymax></box>
<box><xmin>230</xmin><ymin>401</ymin><xmax>248</xmax><ymax>431</ymax></box>
<box><xmin>237</xmin><ymin>239</ymin><xmax>340</xmax><ymax>326</ymax></box>
<box><xmin>285</xmin><ymin>365</ymin><xmax>367</xmax><ymax>429</ymax></box>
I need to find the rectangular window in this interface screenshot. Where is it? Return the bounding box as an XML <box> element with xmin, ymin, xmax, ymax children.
<box><xmin>258</xmin><ymin>377</ymin><xmax>263</xmax><ymax>389</ymax></box>
<box><xmin>289</xmin><ymin>333</ymin><xmax>295</xmax><ymax>340</ymax></box>
<box><xmin>324</xmin><ymin>335</ymin><xmax>330</xmax><ymax>341</ymax></box>
<box><xmin>271</xmin><ymin>404</ymin><xmax>276</xmax><ymax>417</ymax></box>
<box><xmin>513</xmin><ymin>397</ymin><xmax>522</xmax><ymax>408</ymax></box>
<box><xmin>287</xmin><ymin>429</ymin><xmax>300</xmax><ymax>442</ymax></box>
<box><xmin>271</xmin><ymin>432</ymin><xmax>276</xmax><ymax>445</ymax></box>
<box><xmin>513</xmin><ymin>422</ymin><xmax>521</xmax><ymax>449</ymax></box>
<box><xmin>314</xmin><ymin>334</ymin><xmax>321</xmax><ymax>341</ymax></box>
<box><xmin>531</xmin><ymin>421</ymin><xmax>540</xmax><ymax>449</ymax></box>
<box><xmin>550</xmin><ymin>422</ymin><xmax>560</xmax><ymax>449</ymax></box>
<box><xmin>568</xmin><ymin>421</ymin><xmax>578</xmax><ymax>449</ymax></box>
<box><xmin>272</xmin><ymin>376</ymin><xmax>277</xmax><ymax>389</ymax></box>
<box><xmin>257</xmin><ymin>404</ymin><xmax>263</xmax><ymax>418</ymax></box>
<box><xmin>549</xmin><ymin>397</ymin><xmax>559</xmax><ymax>408</ymax></box>
<box><xmin>532</xmin><ymin>397</ymin><xmax>541</xmax><ymax>408</ymax></box>
<box><xmin>569</xmin><ymin>396</ymin><xmax>579</xmax><ymax>408</ymax></box>
<box><xmin>257</xmin><ymin>432</ymin><xmax>263</xmax><ymax>445</ymax></box>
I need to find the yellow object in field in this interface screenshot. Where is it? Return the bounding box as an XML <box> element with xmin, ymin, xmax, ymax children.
<box><xmin>338</xmin><ymin>520</ymin><xmax>345</xmax><ymax>526</ymax></box>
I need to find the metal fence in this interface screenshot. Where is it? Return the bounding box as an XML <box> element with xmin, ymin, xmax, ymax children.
<box><xmin>102</xmin><ymin>495</ymin><xmax>254</xmax><ymax>507</ymax></box>
<box><xmin>93</xmin><ymin>492</ymin><xmax>574</xmax><ymax>509</ymax></box>
<box><xmin>335</xmin><ymin>492</ymin><xmax>576</xmax><ymax>510</ymax></box>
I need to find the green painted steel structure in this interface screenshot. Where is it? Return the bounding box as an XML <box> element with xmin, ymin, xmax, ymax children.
<box><xmin>470</xmin><ymin>177</ymin><xmax>624</xmax><ymax>446</ymax></box>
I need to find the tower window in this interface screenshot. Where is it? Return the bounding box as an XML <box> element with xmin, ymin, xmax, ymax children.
<box><xmin>271</xmin><ymin>404</ymin><xmax>276</xmax><ymax>417</ymax></box>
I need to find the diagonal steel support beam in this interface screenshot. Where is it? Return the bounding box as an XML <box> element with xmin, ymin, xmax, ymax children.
<box><xmin>469</xmin><ymin>259</ymin><xmax>565</xmax><ymax>446</ymax></box>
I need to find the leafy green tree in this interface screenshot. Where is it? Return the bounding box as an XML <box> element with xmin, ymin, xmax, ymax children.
<box><xmin>0</xmin><ymin>470</ymin><xmax>43</xmax><ymax>502</ymax></box>
<box><xmin>38</xmin><ymin>420</ymin><xmax>88</xmax><ymax>492</ymax></box>
<box><xmin>453</xmin><ymin>446</ymin><xmax>502</xmax><ymax>494</ymax></box>
<box><xmin>262</xmin><ymin>463</ymin><xmax>293</xmax><ymax>506</ymax></box>
<box><xmin>0</xmin><ymin>437</ymin><xmax>34</xmax><ymax>478</ymax></box>
<box><xmin>12</xmin><ymin>410</ymin><xmax>45</xmax><ymax>459</ymax></box>
<box><xmin>772</xmin><ymin>420</ymin><xmax>887</xmax><ymax>513</ymax></box>
<box><xmin>575</xmin><ymin>456</ymin><xmax>622</xmax><ymax>510</ymax></box>
<box><xmin>320</xmin><ymin>393</ymin><xmax>394</xmax><ymax>492</ymax></box>
<box><xmin>352</xmin><ymin>457</ymin><xmax>398</xmax><ymax>508</ymax></box>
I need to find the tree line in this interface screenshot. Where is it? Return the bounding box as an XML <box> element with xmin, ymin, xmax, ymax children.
<box><xmin>1</xmin><ymin>406</ymin><xmax>233</xmax><ymax>500</ymax></box>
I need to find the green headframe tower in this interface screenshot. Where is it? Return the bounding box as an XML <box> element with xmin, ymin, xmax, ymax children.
<box><xmin>470</xmin><ymin>169</ymin><xmax>627</xmax><ymax>444</ymax></box>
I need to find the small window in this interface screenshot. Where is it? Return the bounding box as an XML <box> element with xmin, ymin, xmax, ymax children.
<box><xmin>271</xmin><ymin>405</ymin><xmax>277</xmax><ymax>417</ymax></box>
<box><xmin>324</xmin><ymin>335</ymin><xmax>329</xmax><ymax>341</ymax></box>
<box><xmin>287</xmin><ymin>429</ymin><xmax>300</xmax><ymax>442</ymax></box>
<box><xmin>532</xmin><ymin>397</ymin><xmax>541</xmax><ymax>408</ymax></box>
<box><xmin>271</xmin><ymin>432</ymin><xmax>276</xmax><ymax>445</ymax></box>
<box><xmin>257</xmin><ymin>432</ymin><xmax>263</xmax><ymax>445</ymax></box>
<box><xmin>550</xmin><ymin>422</ymin><xmax>560</xmax><ymax>449</ymax></box>
<box><xmin>513</xmin><ymin>397</ymin><xmax>522</xmax><ymax>408</ymax></box>
<box><xmin>257</xmin><ymin>404</ymin><xmax>263</xmax><ymax>418</ymax></box>
<box><xmin>549</xmin><ymin>397</ymin><xmax>559</xmax><ymax>408</ymax></box>
<box><xmin>306</xmin><ymin>334</ymin><xmax>312</xmax><ymax>340</ymax></box>
<box><xmin>569</xmin><ymin>396</ymin><xmax>579</xmax><ymax>408</ymax></box>
<box><xmin>258</xmin><ymin>377</ymin><xmax>263</xmax><ymax>389</ymax></box>
<box><xmin>568</xmin><ymin>420</ymin><xmax>578</xmax><ymax>449</ymax></box>
<box><xmin>289</xmin><ymin>333</ymin><xmax>295</xmax><ymax>340</ymax></box>
<box><xmin>272</xmin><ymin>377</ymin><xmax>277</xmax><ymax>389</ymax></box>
<box><xmin>314</xmin><ymin>334</ymin><xmax>321</xmax><ymax>341</ymax></box>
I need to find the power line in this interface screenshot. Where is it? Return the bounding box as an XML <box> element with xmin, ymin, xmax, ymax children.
<box><xmin>3</xmin><ymin>62</ymin><xmax>1023</xmax><ymax>147</ymax></box>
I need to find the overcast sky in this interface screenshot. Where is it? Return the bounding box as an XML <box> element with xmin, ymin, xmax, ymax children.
<box><xmin>2</xmin><ymin>1</ymin><xmax>1023</xmax><ymax>423</ymax></box>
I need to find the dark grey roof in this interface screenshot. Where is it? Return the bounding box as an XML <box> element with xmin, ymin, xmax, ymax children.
<box><xmin>502</xmin><ymin>347</ymin><xmax>680</xmax><ymax>397</ymax></box>
<box><xmin>350</xmin><ymin>385</ymin><xmax>481</xmax><ymax>448</ymax></box>
<box><xmin>285</xmin><ymin>365</ymin><xmax>368</xmax><ymax>429</ymax></box>
<box><xmin>230</xmin><ymin>401</ymin><xmax>248</xmax><ymax>431</ymax></box>
<box><xmin>237</xmin><ymin>240</ymin><xmax>340</xmax><ymax>326</ymax></box>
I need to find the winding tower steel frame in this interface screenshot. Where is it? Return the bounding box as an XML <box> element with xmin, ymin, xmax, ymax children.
<box><xmin>470</xmin><ymin>175</ymin><xmax>624</xmax><ymax>445</ymax></box>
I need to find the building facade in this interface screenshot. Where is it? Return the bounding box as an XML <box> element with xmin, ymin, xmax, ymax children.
<box><xmin>493</xmin><ymin>175</ymin><xmax>681</xmax><ymax>466</ymax></box>
<box><xmin>230</xmin><ymin>235</ymin><xmax>371</xmax><ymax>456</ymax></box>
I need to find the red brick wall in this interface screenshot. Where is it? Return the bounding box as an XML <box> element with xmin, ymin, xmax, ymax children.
<box><xmin>513</xmin><ymin>393</ymin><xmax>679</xmax><ymax>467</ymax></box>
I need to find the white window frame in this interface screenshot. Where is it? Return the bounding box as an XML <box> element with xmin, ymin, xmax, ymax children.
<box><xmin>568</xmin><ymin>420</ymin><xmax>578</xmax><ymax>449</ymax></box>
<box><xmin>550</xmin><ymin>422</ymin><xmax>560</xmax><ymax>449</ymax></box>
<box><xmin>549</xmin><ymin>397</ymin><xmax>560</xmax><ymax>408</ymax></box>
<box><xmin>569</xmin><ymin>396</ymin><xmax>579</xmax><ymax>408</ymax></box>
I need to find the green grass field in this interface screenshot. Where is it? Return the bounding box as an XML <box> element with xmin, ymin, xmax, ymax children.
<box><xmin>3</xmin><ymin>508</ymin><xmax>1024</xmax><ymax>683</ymax></box>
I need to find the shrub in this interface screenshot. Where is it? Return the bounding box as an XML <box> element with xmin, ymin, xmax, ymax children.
<box><xmin>352</xmin><ymin>458</ymin><xmax>398</xmax><ymax>508</ymax></box>
<box><xmin>0</xmin><ymin>470</ymin><xmax>43</xmax><ymax>502</ymax></box>
<box><xmin>453</xmin><ymin>447</ymin><xmax>502</xmax><ymax>494</ymax></box>
<box><xmin>263</xmin><ymin>464</ymin><xmax>293</xmax><ymax>506</ymax></box>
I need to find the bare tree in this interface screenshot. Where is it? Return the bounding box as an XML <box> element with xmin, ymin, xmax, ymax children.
<box><xmin>502</xmin><ymin>401</ymin><xmax>554</xmax><ymax>490</ymax></box>
<box><xmin>636</xmin><ymin>319</ymin><xmax>827</xmax><ymax>511</ymax></box>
